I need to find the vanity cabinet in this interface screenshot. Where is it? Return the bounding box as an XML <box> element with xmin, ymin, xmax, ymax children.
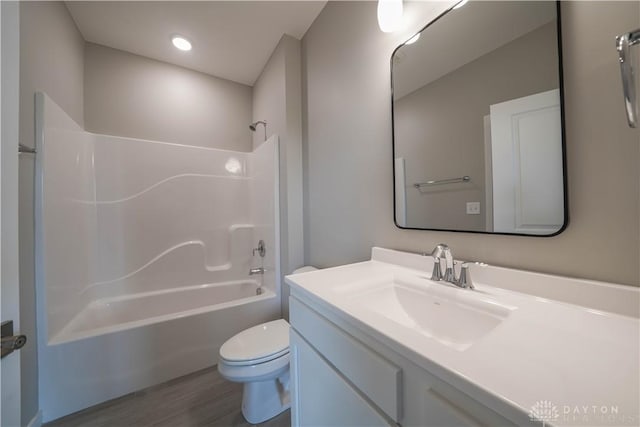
<box><xmin>287</xmin><ymin>247</ymin><xmax>640</xmax><ymax>426</ymax></box>
<box><xmin>289</xmin><ymin>295</ymin><xmax>519</xmax><ymax>427</ymax></box>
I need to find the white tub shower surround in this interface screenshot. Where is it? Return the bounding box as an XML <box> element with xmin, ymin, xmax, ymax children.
<box><xmin>34</xmin><ymin>93</ymin><xmax>281</xmax><ymax>421</ymax></box>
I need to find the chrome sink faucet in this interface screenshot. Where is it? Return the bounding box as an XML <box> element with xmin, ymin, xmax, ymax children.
<box><xmin>429</xmin><ymin>244</ymin><xmax>474</xmax><ymax>289</ymax></box>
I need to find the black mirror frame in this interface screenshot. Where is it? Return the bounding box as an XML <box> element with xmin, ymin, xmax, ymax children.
<box><xmin>390</xmin><ymin>0</ymin><xmax>568</xmax><ymax>237</ymax></box>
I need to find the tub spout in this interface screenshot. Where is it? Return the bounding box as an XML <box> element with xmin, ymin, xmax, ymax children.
<box><xmin>249</xmin><ymin>267</ymin><xmax>265</xmax><ymax>275</ymax></box>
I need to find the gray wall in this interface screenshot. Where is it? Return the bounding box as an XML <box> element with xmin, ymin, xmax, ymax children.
<box><xmin>252</xmin><ymin>38</ymin><xmax>285</xmax><ymax>151</ymax></box>
<box><xmin>84</xmin><ymin>43</ymin><xmax>253</xmax><ymax>151</ymax></box>
<box><xmin>302</xmin><ymin>1</ymin><xmax>639</xmax><ymax>286</ymax></box>
<box><xmin>252</xmin><ymin>35</ymin><xmax>304</xmax><ymax>319</ymax></box>
<box><xmin>396</xmin><ymin>22</ymin><xmax>558</xmax><ymax>231</ymax></box>
<box><xmin>19</xmin><ymin>2</ymin><xmax>85</xmax><ymax>424</ymax></box>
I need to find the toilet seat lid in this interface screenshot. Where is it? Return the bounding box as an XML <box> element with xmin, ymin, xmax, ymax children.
<box><xmin>220</xmin><ymin>319</ymin><xmax>289</xmax><ymax>363</ymax></box>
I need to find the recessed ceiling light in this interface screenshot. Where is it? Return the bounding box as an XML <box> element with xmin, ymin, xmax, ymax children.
<box><xmin>171</xmin><ymin>35</ymin><xmax>192</xmax><ymax>51</ymax></box>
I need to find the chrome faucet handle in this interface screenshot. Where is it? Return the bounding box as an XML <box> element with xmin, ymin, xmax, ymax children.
<box><xmin>431</xmin><ymin>258</ymin><xmax>443</xmax><ymax>281</ymax></box>
<box><xmin>455</xmin><ymin>263</ymin><xmax>474</xmax><ymax>290</ymax></box>
<box><xmin>252</xmin><ymin>240</ymin><xmax>266</xmax><ymax>258</ymax></box>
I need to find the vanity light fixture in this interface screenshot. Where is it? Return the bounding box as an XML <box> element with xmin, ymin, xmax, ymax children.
<box><xmin>453</xmin><ymin>0</ymin><xmax>469</xmax><ymax>9</ymax></box>
<box><xmin>171</xmin><ymin>35</ymin><xmax>192</xmax><ymax>51</ymax></box>
<box><xmin>405</xmin><ymin>33</ymin><xmax>420</xmax><ymax>45</ymax></box>
<box><xmin>377</xmin><ymin>0</ymin><xmax>403</xmax><ymax>33</ymax></box>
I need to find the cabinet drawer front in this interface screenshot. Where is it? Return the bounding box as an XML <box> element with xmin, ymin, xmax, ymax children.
<box><xmin>290</xmin><ymin>297</ymin><xmax>402</xmax><ymax>422</ymax></box>
<box><xmin>291</xmin><ymin>330</ymin><xmax>394</xmax><ymax>427</ymax></box>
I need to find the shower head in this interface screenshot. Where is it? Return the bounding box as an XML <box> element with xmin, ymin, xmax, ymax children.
<box><xmin>249</xmin><ymin>120</ymin><xmax>268</xmax><ymax>142</ymax></box>
<box><xmin>249</xmin><ymin>120</ymin><xmax>266</xmax><ymax>131</ymax></box>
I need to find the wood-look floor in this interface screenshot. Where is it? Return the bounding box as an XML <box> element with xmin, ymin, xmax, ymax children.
<box><xmin>44</xmin><ymin>367</ymin><xmax>291</xmax><ymax>427</ymax></box>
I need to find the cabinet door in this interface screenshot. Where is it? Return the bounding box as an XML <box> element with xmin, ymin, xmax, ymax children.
<box><xmin>290</xmin><ymin>330</ymin><xmax>394</xmax><ymax>427</ymax></box>
<box><xmin>290</xmin><ymin>297</ymin><xmax>401</xmax><ymax>421</ymax></box>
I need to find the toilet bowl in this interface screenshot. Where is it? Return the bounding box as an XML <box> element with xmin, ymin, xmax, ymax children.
<box><xmin>217</xmin><ymin>266</ymin><xmax>317</xmax><ymax>423</ymax></box>
<box><xmin>218</xmin><ymin>319</ymin><xmax>291</xmax><ymax>423</ymax></box>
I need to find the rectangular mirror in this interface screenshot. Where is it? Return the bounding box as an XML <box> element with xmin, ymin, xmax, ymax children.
<box><xmin>392</xmin><ymin>0</ymin><xmax>566</xmax><ymax>236</ymax></box>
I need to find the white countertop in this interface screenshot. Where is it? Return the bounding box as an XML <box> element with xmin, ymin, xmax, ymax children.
<box><xmin>286</xmin><ymin>248</ymin><xmax>640</xmax><ymax>426</ymax></box>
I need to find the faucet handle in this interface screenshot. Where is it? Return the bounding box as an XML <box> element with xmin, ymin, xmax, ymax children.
<box><xmin>431</xmin><ymin>258</ymin><xmax>443</xmax><ymax>281</ymax></box>
<box><xmin>455</xmin><ymin>263</ymin><xmax>474</xmax><ymax>290</ymax></box>
<box><xmin>252</xmin><ymin>240</ymin><xmax>266</xmax><ymax>258</ymax></box>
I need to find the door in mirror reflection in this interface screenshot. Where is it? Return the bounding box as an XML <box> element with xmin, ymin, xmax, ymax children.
<box><xmin>392</xmin><ymin>0</ymin><xmax>566</xmax><ymax>236</ymax></box>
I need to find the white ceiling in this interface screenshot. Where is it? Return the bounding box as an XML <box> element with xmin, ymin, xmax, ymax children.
<box><xmin>393</xmin><ymin>1</ymin><xmax>557</xmax><ymax>99</ymax></box>
<box><xmin>66</xmin><ymin>1</ymin><xmax>326</xmax><ymax>86</ymax></box>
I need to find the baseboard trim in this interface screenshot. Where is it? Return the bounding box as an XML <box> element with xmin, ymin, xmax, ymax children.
<box><xmin>26</xmin><ymin>410</ymin><xmax>42</xmax><ymax>427</ymax></box>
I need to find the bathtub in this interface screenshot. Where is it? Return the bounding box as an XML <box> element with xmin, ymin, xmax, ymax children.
<box><xmin>51</xmin><ymin>280</ymin><xmax>271</xmax><ymax>345</ymax></box>
<box><xmin>38</xmin><ymin>280</ymin><xmax>280</xmax><ymax>422</ymax></box>
<box><xmin>35</xmin><ymin>94</ymin><xmax>282</xmax><ymax>422</ymax></box>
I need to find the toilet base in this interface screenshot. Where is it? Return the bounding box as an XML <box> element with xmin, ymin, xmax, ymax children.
<box><xmin>241</xmin><ymin>371</ymin><xmax>290</xmax><ymax>424</ymax></box>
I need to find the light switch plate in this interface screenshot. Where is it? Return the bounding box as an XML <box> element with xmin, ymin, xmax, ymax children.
<box><xmin>466</xmin><ymin>202</ymin><xmax>480</xmax><ymax>215</ymax></box>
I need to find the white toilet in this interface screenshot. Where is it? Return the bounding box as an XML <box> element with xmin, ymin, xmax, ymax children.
<box><xmin>218</xmin><ymin>266</ymin><xmax>317</xmax><ymax>423</ymax></box>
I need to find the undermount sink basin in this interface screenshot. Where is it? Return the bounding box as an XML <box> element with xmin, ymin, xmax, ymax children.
<box><xmin>351</xmin><ymin>276</ymin><xmax>513</xmax><ymax>351</ymax></box>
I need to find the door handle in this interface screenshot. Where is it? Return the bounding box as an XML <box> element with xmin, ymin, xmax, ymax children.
<box><xmin>1</xmin><ymin>320</ymin><xmax>27</xmax><ymax>358</ymax></box>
